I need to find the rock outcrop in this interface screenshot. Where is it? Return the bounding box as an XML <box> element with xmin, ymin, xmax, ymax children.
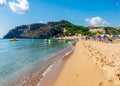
<box><xmin>4</xmin><ymin>20</ymin><xmax>68</xmax><ymax>38</ymax></box>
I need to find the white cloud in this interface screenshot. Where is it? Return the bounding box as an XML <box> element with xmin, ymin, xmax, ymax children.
<box><xmin>39</xmin><ymin>20</ymin><xmax>44</xmax><ymax>23</ymax></box>
<box><xmin>85</xmin><ymin>16</ymin><xmax>109</xmax><ymax>26</ymax></box>
<box><xmin>0</xmin><ymin>0</ymin><xmax>6</xmax><ymax>6</ymax></box>
<box><xmin>8</xmin><ymin>0</ymin><xmax>29</xmax><ymax>14</ymax></box>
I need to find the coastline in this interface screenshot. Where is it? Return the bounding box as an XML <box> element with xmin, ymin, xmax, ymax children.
<box><xmin>4</xmin><ymin>38</ymin><xmax>120</xmax><ymax>86</ymax></box>
<box><xmin>38</xmin><ymin>48</ymin><xmax>74</xmax><ymax>86</ymax></box>
<box><xmin>4</xmin><ymin>39</ymin><xmax>76</xmax><ymax>86</ymax></box>
<box><xmin>37</xmin><ymin>40</ymin><xmax>76</xmax><ymax>86</ymax></box>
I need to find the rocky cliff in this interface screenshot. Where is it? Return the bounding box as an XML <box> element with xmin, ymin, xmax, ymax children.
<box><xmin>4</xmin><ymin>20</ymin><xmax>69</xmax><ymax>38</ymax></box>
<box><xmin>4</xmin><ymin>20</ymin><xmax>91</xmax><ymax>38</ymax></box>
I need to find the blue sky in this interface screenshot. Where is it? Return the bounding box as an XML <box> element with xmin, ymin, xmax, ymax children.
<box><xmin>0</xmin><ymin>0</ymin><xmax>120</xmax><ymax>37</ymax></box>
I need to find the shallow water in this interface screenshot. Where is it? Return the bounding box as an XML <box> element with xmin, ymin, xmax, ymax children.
<box><xmin>0</xmin><ymin>39</ymin><xmax>69</xmax><ymax>86</ymax></box>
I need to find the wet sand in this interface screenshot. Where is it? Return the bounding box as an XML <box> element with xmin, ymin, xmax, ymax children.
<box><xmin>53</xmin><ymin>40</ymin><xmax>120</xmax><ymax>86</ymax></box>
<box><xmin>38</xmin><ymin>52</ymin><xmax>73</xmax><ymax>86</ymax></box>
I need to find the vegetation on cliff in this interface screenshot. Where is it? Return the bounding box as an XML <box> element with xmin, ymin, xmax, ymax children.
<box><xmin>4</xmin><ymin>20</ymin><xmax>92</xmax><ymax>38</ymax></box>
<box><xmin>104</xmin><ymin>27</ymin><xmax>120</xmax><ymax>35</ymax></box>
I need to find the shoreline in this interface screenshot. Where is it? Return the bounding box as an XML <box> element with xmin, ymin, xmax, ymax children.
<box><xmin>38</xmin><ymin>41</ymin><xmax>76</xmax><ymax>86</ymax></box>
<box><xmin>4</xmin><ymin>38</ymin><xmax>120</xmax><ymax>86</ymax></box>
<box><xmin>38</xmin><ymin>48</ymin><xmax>74</xmax><ymax>86</ymax></box>
<box><xmin>4</xmin><ymin>40</ymin><xmax>76</xmax><ymax>86</ymax></box>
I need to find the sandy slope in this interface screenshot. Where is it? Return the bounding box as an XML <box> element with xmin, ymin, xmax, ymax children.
<box><xmin>53</xmin><ymin>40</ymin><xmax>119</xmax><ymax>86</ymax></box>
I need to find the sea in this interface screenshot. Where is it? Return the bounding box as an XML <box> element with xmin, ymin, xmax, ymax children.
<box><xmin>0</xmin><ymin>39</ymin><xmax>74</xmax><ymax>86</ymax></box>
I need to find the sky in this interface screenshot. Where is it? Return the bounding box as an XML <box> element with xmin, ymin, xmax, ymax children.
<box><xmin>0</xmin><ymin>0</ymin><xmax>120</xmax><ymax>38</ymax></box>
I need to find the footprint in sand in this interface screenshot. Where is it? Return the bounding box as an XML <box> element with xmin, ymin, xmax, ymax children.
<box><xmin>98</xmin><ymin>82</ymin><xmax>104</xmax><ymax>86</ymax></box>
<box><xmin>76</xmin><ymin>74</ymin><xmax>79</xmax><ymax>77</ymax></box>
<box><xmin>98</xmin><ymin>80</ymin><xmax>112</xmax><ymax>86</ymax></box>
<box><xmin>108</xmin><ymin>79</ymin><xmax>113</xmax><ymax>83</ymax></box>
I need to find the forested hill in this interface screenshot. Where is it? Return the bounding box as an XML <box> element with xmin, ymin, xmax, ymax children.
<box><xmin>4</xmin><ymin>20</ymin><xmax>90</xmax><ymax>38</ymax></box>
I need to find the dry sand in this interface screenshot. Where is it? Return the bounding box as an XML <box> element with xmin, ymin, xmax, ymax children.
<box><xmin>53</xmin><ymin>40</ymin><xmax>120</xmax><ymax>86</ymax></box>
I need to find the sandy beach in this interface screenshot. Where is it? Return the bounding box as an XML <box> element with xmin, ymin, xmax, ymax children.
<box><xmin>53</xmin><ymin>39</ymin><xmax>120</xmax><ymax>86</ymax></box>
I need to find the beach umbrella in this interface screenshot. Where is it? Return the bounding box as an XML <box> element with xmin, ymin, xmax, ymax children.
<box><xmin>117</xmin><ymin>34</ymin><xmax>120</xmax><ymax>38</ymax></box>
<box><xmin>93</xmin><ymin>36</ymin><xmax>99</xmax><ymax>40</ymax></box>
<box><xmin>101</xmin><ymin>34</ymin><xmax>109</xmax><ymax>38</ymax></box>
<box><xmin>118</xmin><ymin>35</ymin><xmax>120</xmax><ymax>38</ymax></box>
<box><xmin>93</xmin><ymin>36</ymin><xmax>97</xmax><ymax>38</ymax></box>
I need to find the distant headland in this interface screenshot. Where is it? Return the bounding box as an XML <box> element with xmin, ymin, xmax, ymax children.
<box><xmin>4</xmin><ymin>20</ymin><xmax>120</xmax><ymax>39</ymax></box>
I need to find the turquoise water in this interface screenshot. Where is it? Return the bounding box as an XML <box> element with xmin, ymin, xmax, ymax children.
<box><xmin>0</xmin><ymin>39</ymin><xmax>70</xmax><ymax>85</ymax></box>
